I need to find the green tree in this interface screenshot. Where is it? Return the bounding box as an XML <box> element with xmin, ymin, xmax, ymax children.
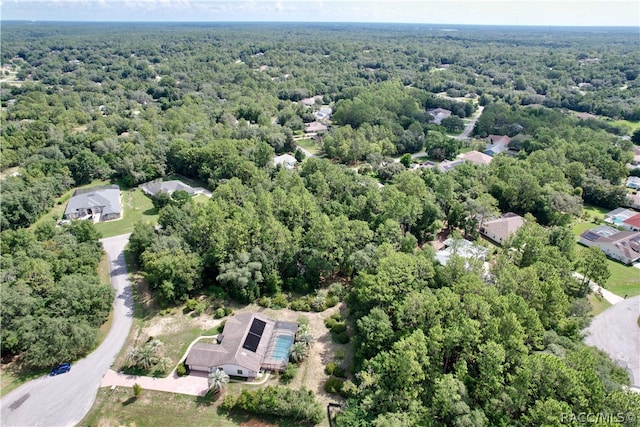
<box><xmin>577</xmin><ymin>246</ymin><xmax>610</xmax><ymax>296</ymax></box>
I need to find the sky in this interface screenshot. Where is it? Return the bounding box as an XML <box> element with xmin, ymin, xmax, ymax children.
<box><xmin>1</xmin><ymin>0</ymin><xmax>638</xmax><ymax>27</ymax></box>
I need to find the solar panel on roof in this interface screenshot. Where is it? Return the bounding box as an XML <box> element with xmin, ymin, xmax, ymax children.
<box><xmin>583</xmin><ymin>232</ymin><xmax>600</xmax><ymax>241</ymax></box>
<box><xmin>243</xmin><ymin>333</ymin><xmax>261</xmax><ymax>353</ymax></box>
<box><xmin>249</xmin><ymin>319</ymin><xmax>266</xmax><ymax>336</ymax></box>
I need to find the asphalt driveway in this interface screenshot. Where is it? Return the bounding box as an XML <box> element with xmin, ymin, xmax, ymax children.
<box><xmin>585</xmin><ymin>295</ymin><xmax>640</xmax><ymax>388</ymax></box>
<box><xmin>0</xmin><ymin>234</ymin><xmax>134</xmax><ymax>427</ymax></box>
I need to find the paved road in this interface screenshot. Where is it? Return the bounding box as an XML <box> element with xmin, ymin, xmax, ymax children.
<box><xmin>1</xmin><ymin>234</ymin><xmax>133</xmax><ymax>427</ymax></box>
<box><xmin>456</xmin><ymin>105</ymin><xmax>484</xmax><ymax>140</ymax></box>
<box><xmin>585</xmin><ymin>295</ymin><xmax>640</xmax><ymax>388</ymax></box>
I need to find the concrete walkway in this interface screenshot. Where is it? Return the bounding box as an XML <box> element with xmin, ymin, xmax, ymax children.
<box><xmin>572</xmin><ymin>272</ymin><xmax>625</xmax><ymax>305</ymax></box>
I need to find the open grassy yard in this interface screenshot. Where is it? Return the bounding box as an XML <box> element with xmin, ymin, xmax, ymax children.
<box><xmin>295</xmin><ymin>138</ymin><xmax>321</xmax><ymax>156</ymax></box>
<box><xmin>575</xmin><ymin>246</ymin><xmax>640</xmax><ymax>297</ymax></box>
<box><xmin>79</xmin><ymin>388</ymin><xmax>242</xmax><ymax>427</ymax></box>
<box><xmin>587</xmin><ymin>293</ymin><xmax>612</xmax><ymax>316</ymax></box>
<box><xmin>94</xmin><ymin>188</ymin><xmax>158</xmax><ymax>238</ymax></box>
<box><xmin>610</xmin><ymin>119</ymin><xmax>640</xmax><ymax>134</ymax></box>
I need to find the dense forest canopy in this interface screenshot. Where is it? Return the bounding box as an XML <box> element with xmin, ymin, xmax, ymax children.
<box><xmin>1</xmin><ymin>22</ymin><xmax>639</xmax><ymax>425</ymax></box>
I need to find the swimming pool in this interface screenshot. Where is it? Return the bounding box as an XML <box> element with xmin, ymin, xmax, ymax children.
<box><xmin>271</xmin><ymin>335</ymin><xmax>294</xmax><ymax>362</ymax></box>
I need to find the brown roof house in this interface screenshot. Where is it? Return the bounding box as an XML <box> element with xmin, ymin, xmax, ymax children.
<box><xmin>186</xmin><ymin>313</ymin><xmax>297</xmax><ymax>380</ymax></box>
<box><xmin>461</xmin><ymin>150</ymin><xmax>493</xmax><ymax>166</ymax></box>
<box><xmin>579</xmin><ymin>225</ymin><xmax>640</xmax><ymax>265</ymax></box>
<box><xmin>480</xmin><ymin>213</ymin><xmax>524</xmax><ymax>245</ymax></box>
<box><xmin>64</xmin><ymin>185</ymin><xmax>121</xmax><ymax>222</ymax></box>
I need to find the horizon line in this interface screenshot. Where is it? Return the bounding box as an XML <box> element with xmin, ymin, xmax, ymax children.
<box><xmin>2</xmin><ymin>20</ymin><xmax>639</xmax><ymax>29</ymax></box>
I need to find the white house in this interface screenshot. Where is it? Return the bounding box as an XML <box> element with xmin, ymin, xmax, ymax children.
<box><xmin>435</xmin><ymin>238</ymin><xmax>490</xmax><ymax>266</ymax></box>
<box><xmin>185</xmin><ymin>313</ymin><xmax>297</xmax><ymax>380</ymax></box>
<box><xmin>273</xmin><ymin>154</ymin><xmax>298</xmax><ymax>170</ymax></box>
<box><xmin>579</xmin><ymin>225</ymin><xmax>640</xmax><ymax>265</ymax></box>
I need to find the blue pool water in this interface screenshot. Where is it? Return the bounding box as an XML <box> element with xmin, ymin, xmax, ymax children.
<box><xmin>272</xmin><ymin>335</ymin><xmax>294</xmax><ymax>362</ymax></box>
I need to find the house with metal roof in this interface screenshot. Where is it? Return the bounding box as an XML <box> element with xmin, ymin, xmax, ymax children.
<box><xmin>185</xmin><ymin>312</ymin><xmax>297</xmax><ymax>380</ymax></box>
<box><xmin>63</xmin><ymin>185</ymin><xmax>121</xmax><ymax>222</ymax></box>
<box><xmin>273</xmin><ymin>153</ymin><xmax>298</xmax><ymax>170</ymax></box>
<box><xmin>140</xmin><ymin>179</ymin><xmax>212</xmax><ymax>198</ymax></box>
<box><xmin>579</xmin><ymin>225</ymin><xmax>640</xmax><ymax>265</ymax></box>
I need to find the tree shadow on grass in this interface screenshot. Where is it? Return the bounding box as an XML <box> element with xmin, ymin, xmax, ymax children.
<box><xmin>121</xmin><ymin>396</ymin><xmax>137</xmax><ymax>406</ymax></box>
<box><xmin>195</xmin><ymin>390</ymin><xmax>219</xmax><ymax>407</ymax></box>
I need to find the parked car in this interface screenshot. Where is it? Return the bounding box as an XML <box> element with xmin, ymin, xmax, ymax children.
<box><xmin>50</xmin><ymin>363</ymin><xmax>71</xmax><ymax>376</ymax></box>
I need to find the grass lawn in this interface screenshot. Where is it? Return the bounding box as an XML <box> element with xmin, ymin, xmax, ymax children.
<box><xmin>572</xmin><ymin>221</ymin><xmax>595</xmax><ymax>236</ymax></box>
<box><xmin>610</xmin><ymin>119</ymin><xmax>640</xmax><ymax>134</ymax></box>
<box><xmin>575</xmin><ymin>246</ymin><xmax>640</xmax><ymax>297</ymax></box>
<box><xmin>79</xmin><ymin>388</ymin><xmax>243</xmax><ymax>427</ymax></box>
<box><xmin>604</xmin><ymin>260</ymin><xmax>640</xmax><ymax>297</ymax></box>
<box><xmin>295</xmin><ymin>138</ymin><xmax>320</xmax><ymax>156</ymax></box>
<box><xmin>192</xmin><ymin>194</ymin><xmax>210</xmax><ymax>204</ymax></box>
<box><xmin>588</xmin><ymin>293</ymin><xmax>612</xmax><ymax>316</ymax></box>
<box><xmin>94</xmin><ymin>188</ymin><xmax>158</xmax><ymax>238</ymax></box>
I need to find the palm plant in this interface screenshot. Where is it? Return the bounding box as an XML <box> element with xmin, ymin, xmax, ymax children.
<box><xmin>208</xmin><ymin>368</ymin><xmax>230</xmax><ymax>394</ymax></box>
<box><xmin>297</xmin><ymin>331</ymin><xmax>314</xmax><ymax>346</ymax></box>
<box><xmin>289</xmin><ymin>342</ymin><xmax>309</xmax><ymax>363</ymax></box>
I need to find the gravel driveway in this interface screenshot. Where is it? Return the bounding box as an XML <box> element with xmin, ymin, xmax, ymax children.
<box><xmin>585</xmin><ymin>295</ymin><xmax>640</xmax><ymax>387</ymax></box>
<box><xmin>0</xmin><ymin>234</ymin><xmax>134</xmax><ymax>427</ymax></box>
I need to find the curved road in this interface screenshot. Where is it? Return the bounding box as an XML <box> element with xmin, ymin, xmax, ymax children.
<box><xmin>1</xmin><ymin>234</ymin><xmax>133</xmax><ymax>427</ymax></box>
<box><xmin>585</xmin><ymin>295</ymin><xmax>640</xmax><ymax>390</ymax></box>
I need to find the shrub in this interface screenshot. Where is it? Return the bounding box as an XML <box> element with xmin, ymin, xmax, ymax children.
<box><xmin>324</xmin><ymin>317</ymin><xmax>338</xmax><ymax>330</ymax></box>
<box><xmin>176</xmin><ymin>363</ymin><xmax>188</xmax><ymax>376</ymax></box>
<box><xmin>324</xmin><ymin>377</ymin><xmax>344</xmax><ymax>394</ymax></box>
<box><xmin>335</xmin><ymin>348</ymin><xmax>345</xmax><ymax>360</ymax></box>
<box><xmin>231</xmin><ymin>386</ymin><xmax>323</xmax><ymax>424</ymax></box>
<box><xmin>133</xmin><ymin>383</ymin><xmax>142</xmax><ymax>397</ymax></box>
<box><xmin>257</xmin><ymin>296</ymin><xmax>271</xmax><ymax>308</ymax></box>
<box><xmin>325</xmin><ymin>362</ymin><xmax>338</xmax><ymax>376</ymax></box>
<box><xmin>214</xmin><ymin>308</ymin><xmax>226</xmax><ymax>319</ymax></box>
<box><xmin>279</xmin><ymin>363</ymin><xmax>297</xmax><ymax>384</ymax></box>
<box><xmin>297</xmin><ymin>315</ymin><xmax>309</xmax><ymax>327</ymax></box>
<box><xmin>220</xmin><ymin>394</ymin><xmax>237</xmax><ymax>412</ymax></box>
<box><xmin>271</xmin><ymin>293</ymin><xmax>288</xmax><ymax>309</ymax></box>
<box><xmin>326</xmin><ymin>295</ymin><xmax>339</xmax><ymax>308</ymax></box>
<box><xmin>328</xmin><ymin>282</ymin><xmax>345</xmax><ymax>300</ymax></box>
<box><xmin>334</xmin><ymin>331</ymin><xmax>350</xmax><ymax>344</ymax></box>
<box><xmin>331</xmin><ymin>322</ymin><xmax>347</xmax><ymax>334</ymax></box>
<box><xmin>311</xmin><ymin>295</ymin><xmax>326</xmax><ymax>312</ymax></box>
<box><xmin>184</xmin><ymin>298</ymin><xmax>199</xmax><ymax>312</ymax></box>
<box><xmin>330</xmin><ymin>312</ymin><xmax>342</xmax><ymax>321</ymax></box>
<box><xmin>333</xmin><ymin>365</ymin><xmax>347</xmax><ymax>378</ymax></box>
<box><xmin>289</xmin><ymin>298</ymin><xmax>311</xmax><ymax>312</ymax></box>
<box><xmin>224</xmin><ymin>307</ymin><xmax>233</xmax><ymax>316</ymax></box>
<box><xmin>219</xmin><ymin>320</ymin><xmax>226</xmax><ymax>332</ymax></box>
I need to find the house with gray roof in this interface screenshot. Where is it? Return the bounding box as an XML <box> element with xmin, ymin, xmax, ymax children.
<box><xmin>64</xmin><ymin>185</ymin><xmax>121</xmax><ymax>222</ymax></box>
<box><xmin>140</xmin><ymin>179</ymin><xmax>211</xmax><ymax>198</ymax></box>
<box><xmin>579</xmin><ymin>225</ymin><xmax>640</xmax><ymax>265</ymax></box>
<box><xmin>185</xmin><ymin>312</ymin><xmax>297</xmax><ymax>380</ymax></box>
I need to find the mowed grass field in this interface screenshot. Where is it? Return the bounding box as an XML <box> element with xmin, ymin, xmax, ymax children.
<box><xmin>94</xmin><ymin>187</ymin><xmax>158</xmax><ymax>238</ymax></box>
<box><xmin>79</xmin><ymin>388</ymin><xmax>242</xmax><ymax>427</ymax></box>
